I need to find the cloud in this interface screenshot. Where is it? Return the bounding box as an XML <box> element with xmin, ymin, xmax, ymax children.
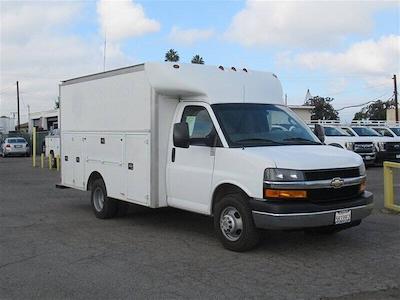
<box><xmin>225</xmin><ymin>1</ymin><xmax>395</xmax><ymax>48</ymax></box>
<box><xmin>0</xmin><ymin>1</ymin><xmax>81</xmax><ymax>43</ymax></box>
<box><xmin>97</xmin><ymin>0</ymin><xmax>160</xmax><ymax>41</ymax></box>
<box><xmin>0</xmin><ymin>1</ymin><xmax>135</xmax><ymax>118</ymax></box>
<box><xmin>168</xmin><ymin>26</ymin><xmax>214</xmax><ymax>45</ymax></box>
<box><xmin>289</xmin><ymin>35</ymin><xmax>400</xmax><ymax>86</ymax></box>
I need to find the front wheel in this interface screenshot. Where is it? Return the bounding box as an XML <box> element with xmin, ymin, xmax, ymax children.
<box><xmin>214</xmin><ymin>193</ymin><xmax>260</xmax><ymax>252</ymax></box>
<box><xmin>91</xmin><ymin>178</ymin><xmax>118</xmax><ymax>219</ymax></box>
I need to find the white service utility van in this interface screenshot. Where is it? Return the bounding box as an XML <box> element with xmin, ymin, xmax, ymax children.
<box><xmin>58</xmin><ymin>63</ymin><xmax>373</xmax><ymax>251</ymax></box>
<box><xmin>44</xmin><ymin>128</ymin><xmax>61</xmax><ymax>167</ymax></box>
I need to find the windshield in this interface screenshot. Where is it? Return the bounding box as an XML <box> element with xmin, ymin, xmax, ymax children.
<box><xmin>390</xmin><ymin>127</ymin><xmax>400</xmax><ymax>136</ymax></box>
<box><xmin>342</xmin><ymin>127</ymin><xmax>355</xmax><ymax>136</ymax></box>
<box><xmin>373</xmin><ymin>128</ymin><xmax>393</xmax><ymax>137</ymax></box>
<box><xmin>352</xmin><ymin>127</ymin><xmax>381</xmax><ymax>137</ymax></box>
<box><xmin>324</xmin><ymin>127</ymin><xmax>349</xmax><ymax>136</ymax></box>
<box><xmin>211</xmin><ymin>103</ymin><xmax>321</xmax><ymax>147</ymax></box>
<box><xmin>7</xmin><ymin>138</ymin><xmax>26</xmax><ymax>144</ymax></box>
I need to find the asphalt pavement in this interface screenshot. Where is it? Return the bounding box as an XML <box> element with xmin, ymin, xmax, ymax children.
<box><xmin>0</xmin><ymin>158</ymin><xmax>399</xmax><ymax>299</ymax></box>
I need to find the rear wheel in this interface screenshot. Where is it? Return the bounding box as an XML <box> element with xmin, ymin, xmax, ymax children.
<box><xmin>91</xmin><ymin>178</ymin><xmax>118</xmax><ymax>219</ymax></box>
<box><xmin>214</xmin><ymin>193</ymin><xmax>260</xmax><ymax>252</ymax></box>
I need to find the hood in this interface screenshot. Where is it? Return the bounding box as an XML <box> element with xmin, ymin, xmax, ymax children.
<box><xmin>354</xmin><ymin>136</ymin><xmax>398</xmax><ymax>142</ymax></box>
<box><xmin>243</xmin><ymin>145</ymin><xmax>363</xmax><ymax>170</ymax></box>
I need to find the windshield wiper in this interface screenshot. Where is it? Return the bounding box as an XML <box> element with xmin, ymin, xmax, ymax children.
<box><xmin>235</xmin><ymin>138</ymin><xmax>284</xmax><ymax>145</ymax></box>
<box><xmin>283</xmin><ymin>137</ymin><xmax>321</xmax><ymax>145</ymax></box>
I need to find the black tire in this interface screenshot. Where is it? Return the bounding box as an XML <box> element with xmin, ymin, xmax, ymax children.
<box><xmin>214</xmin><ymin>193</ymin><xmax>260</xmax><ymax>252</ymax></box>
<box><xmin>90</xmin><ymin>178</ymin><xmax>118</xmax><ymax>219</ymax></box>
<box><xmin>305</xmin><ymin>220</ymin><xmax>362</xmax><ymax>235</ymax></box>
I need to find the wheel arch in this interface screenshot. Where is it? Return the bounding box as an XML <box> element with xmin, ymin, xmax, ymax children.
<box><xmin>86</xmin><ymin>171</ymin><xmax>104</xmax><ymax>191</ymax></box>
<box><xmin>211</xmin><ymin>182</ymin><xmax>250</xmax><ymax>216</ymax></box>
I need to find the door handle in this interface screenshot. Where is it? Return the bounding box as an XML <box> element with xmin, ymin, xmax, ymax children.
<box><xmin>128</xmin><ymin>163</ymin><xmax>134</xmax><ymax>170</ymax></box>
<box><xmin>172</xmin><ymin>148</ymin><xmax>176</xmax><ymax>162</ymax></box>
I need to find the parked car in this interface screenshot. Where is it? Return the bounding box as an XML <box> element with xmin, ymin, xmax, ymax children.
<box><xmin>1</xmin><ymin>137</ymin><xmax>30</xmax><ymax>157</ymax></box>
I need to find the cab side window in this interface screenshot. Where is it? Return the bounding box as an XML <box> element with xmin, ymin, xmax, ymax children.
<box><xmin>181</xmin><ymin>106</ymin><xmax>221</xmax><ymax>146</ymax></box>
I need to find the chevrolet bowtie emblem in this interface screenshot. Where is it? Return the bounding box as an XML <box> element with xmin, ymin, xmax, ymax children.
<box><xmin>331</xmin><ymin>177</ymin><xmax>344</xmax><ymax>189</ymax></box>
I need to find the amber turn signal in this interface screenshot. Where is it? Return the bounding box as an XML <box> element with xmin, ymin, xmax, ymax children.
<box><xmin>264</xmin><ymin>189</ymin><xmax>307</xmax><ymax>199</ymax></box>
<box><xmin>359</xmin><ymin>180</ymin><xmax>366</xmax><ymax>193</ymax></box>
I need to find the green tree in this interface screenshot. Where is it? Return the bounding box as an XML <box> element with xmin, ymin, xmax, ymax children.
<box><xmin>191</xmin><ymin>55</ymin><xmax>204</xmax><ymax>64</ymax></box>
<box><xmin>353</xmin><ymin>99</ymin><xmax>394</xmax><ymax>120</ymax></box>
<box><xmin>164</xmin><ymin>49</ymin><xmax>180</xmax><ymax>62</ymax></box>
<box><xmin>304</xmin><ymin>96</ymin><xmax>339</xmax><ymax>120</ymax></box>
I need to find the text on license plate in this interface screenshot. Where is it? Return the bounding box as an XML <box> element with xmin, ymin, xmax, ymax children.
<box><xmin>14</xmin><ymin>145</ymin><xmax>22</xmax><ymax>148</ymax></box>
<box><xmin>335</xmin><ymin>210</ymin><xmax>351</xmax><ymax>225</ymax></box>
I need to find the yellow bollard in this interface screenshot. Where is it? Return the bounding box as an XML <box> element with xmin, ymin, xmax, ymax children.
<box><xmin>32</xmin><ymin>127</ymin><xmax>36</xmax><ymax>167</ymax></box>
<box><xmin>48</xmin><ymin>155</ymin><xmax>52</xmax><ymax>170</ymax></box>
<box><xmin>383</xmin><ymin>161</ymin><xmax>400</xmax><ymax>212</ymax></box>
<box><xmin>40</xmin><ymin>153</ymin><xmax>44</xmax><ymax>168</ymax></box>
<box><xmin>56</xmin><ymin>155</ymin><xmax>60</xmax><ymax>171</ymax></box>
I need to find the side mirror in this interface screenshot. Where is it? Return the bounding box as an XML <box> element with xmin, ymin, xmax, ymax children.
<box><xmin>173</xmin><ymin>122</ymin><xmax>190</xmax><ymax>148</ymax></box>
<box><xmin>314</xmin><ymin>124</ymin><xmax>325</xmax><ymax>143</ymax></box>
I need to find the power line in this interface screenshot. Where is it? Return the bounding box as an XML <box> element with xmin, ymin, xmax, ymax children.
<box><xmin>336</xmin><ymin>92</ymin><xmax>393</xmax><ymax>111</ymax></box>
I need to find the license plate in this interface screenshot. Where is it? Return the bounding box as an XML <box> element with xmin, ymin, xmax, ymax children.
<box><xmin>14</xmin><ymin>145</ymin><xmax>22</xmax><ymax>148</ymax></box>
<box><xmin>365</xmin><ymin>156</ymin><xmax>371</xmax><ymax>160</ymax></box>
<box><xmin>396</xmin><ymin>154</ymin><xmax>400</xmax><ymax>159</ymax></box>
<box><xmin>335</xmin><ymin>210</ymin><xmax>351</xmax><ymax>225</ymax></box>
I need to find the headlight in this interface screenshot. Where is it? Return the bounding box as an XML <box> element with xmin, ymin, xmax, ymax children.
<box><xmin>346</xmin><ymin>142</ymin><xmax>354</xmax><ymax>150</ymax></box>
<box><xmin>378</xmin><ymin>142</ymin><xmax>386</xmax><ymax>151</ymax></box>
<box><xmin>359</xmin><ymin>163</ymin><xmax>366</xmax><ymax>176</ymax></box>
<box><xmin>264</xmin><ymin>168</ymin><xmax>304</xmax><ymax>182</ymax></box>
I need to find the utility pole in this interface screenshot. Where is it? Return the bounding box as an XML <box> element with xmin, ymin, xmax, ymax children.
<box><xmin>393</xmin><ymin>74</ymin><xmax>399</xmax><ymax>122</ymax></box>
<box><xmin>16</xmin><ymin>81</ymin><xmax>20</xmax><ymax>131</ymax></box>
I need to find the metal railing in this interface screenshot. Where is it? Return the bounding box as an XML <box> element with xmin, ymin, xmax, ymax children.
<box><xmin>383</xmin><ymin>161</ymin><xmax>400</xmax><ymax>212</ymax></box>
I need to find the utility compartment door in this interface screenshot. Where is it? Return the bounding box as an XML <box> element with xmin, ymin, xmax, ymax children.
<box><xmin>61</xmin><ymin>134</ymin><xmax>85</xmax><ymax>189</ymax></box>
<box><xmin>61</xmin><ymin>134</ymin><xmax>74</xmax><ymax>186</ymax></box>
<box><xmin>125</xmin><ymin>134</ymin><xmax>150</xmax><ymax>205</ymax></box>
<box><xmin>73</xmin><ymin>135</ymin><xmax>85</xmax><ymax>189</ymax></box>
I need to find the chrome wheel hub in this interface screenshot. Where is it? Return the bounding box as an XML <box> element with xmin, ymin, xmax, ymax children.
<box><xmin>93</xmin><ymin>187</ymin><xmax>104</xmax><ymax>212</ymax></box>
<box><xmin>220</xmin><ymin>206</ymin><xmax>243</xmax><ymax>241</ymax></box>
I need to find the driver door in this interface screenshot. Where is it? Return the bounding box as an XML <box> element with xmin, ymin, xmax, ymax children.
<box><xmin>167</xmin><ymin>104</ymin><xmax>217</xmax><ymax>214</ymax></box>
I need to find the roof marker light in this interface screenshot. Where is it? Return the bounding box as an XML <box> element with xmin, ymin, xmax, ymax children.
<box><xmin>173</xmin><ymin>64</ymin><xmax>180</xmax><ymax>69</ymax></box>
<box><xmin>231</xmin><ymin>67</ymin><xmax>237</xmax><ymax>71</ymax></box>
<box><xmin>242</xmin><ymin>68</ymin><xmax>248</xmax><ymax>72</ymax></box>
<box><xmin>218</xmin><ymin>66</ymin><xmax>224</xmax><ymax>71</ymax></box>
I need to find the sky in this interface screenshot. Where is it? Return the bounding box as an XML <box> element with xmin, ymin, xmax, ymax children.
<box><xmin>1</xmin><ymin>0</ymin><xmax>399</xmax><ymax>123</ymax></box>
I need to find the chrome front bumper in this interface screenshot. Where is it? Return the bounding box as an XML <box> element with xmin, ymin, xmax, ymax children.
<box><xmin>251</xmin><ymin>192</ymin><xmax>373</xmax><ymax>230</ymax></box>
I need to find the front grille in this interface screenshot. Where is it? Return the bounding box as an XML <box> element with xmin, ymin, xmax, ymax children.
<box><xmin>385</xmin><ymin>142</ymin><xmax>400</xmax><ymax>152</ymax></box>
<box><xmin>354</xmin><ymin>142</ymin><xmax>375</xmax><ymax>153</ymax></box>
<box><xmin>304</xmin><ymin>168</ymin><xmax>360</xmax><ymax>181</ymax></box>
<box><xmin>308</xmin><ymin>185</ymin><xmax>361</xmax><ymax>202</ymax></box>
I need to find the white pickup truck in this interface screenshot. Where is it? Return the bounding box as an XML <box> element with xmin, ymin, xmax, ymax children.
<box><xmin>309</xmin><ymin>125</ymin><xmax>376</xmax><ymax>165</ymax></box>
<box><xmin>341</xmin><ymin>126</ymin><xmax>400</xmax><ymax>163</ymax></box>
<box><xmin>58</xmin><ymin>62</ymin><xmax>373</xmax><ymax>251</ymax></box>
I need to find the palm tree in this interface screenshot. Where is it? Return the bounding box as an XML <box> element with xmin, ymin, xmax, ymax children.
<box><xmin>164</xmin><ymin>49</ymin><xmax>180</xmax><ymax>62</ymax></box>
<box><xmin>191</xmin><ymin>55</ymin><xmax>204</xmax><ymax>64</ymax></box>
